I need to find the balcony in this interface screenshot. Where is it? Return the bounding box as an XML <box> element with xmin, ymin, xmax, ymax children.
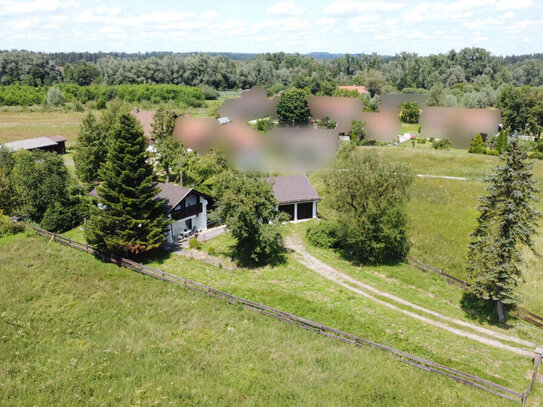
<box><xmin>171</xmin><ymin>203</ymin><xmax>203</xmax><ymax>220</ymax></box>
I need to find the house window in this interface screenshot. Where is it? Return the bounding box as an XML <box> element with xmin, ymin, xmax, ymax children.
<box><xmin>174</xmin><ymin>204</ymin><xmax>181</xmax><ymax>211</ymax></box>
<box><xmin>185</xmin><ymin>218</ymin><xmax>192</xmax><ymax>230</ymax></box>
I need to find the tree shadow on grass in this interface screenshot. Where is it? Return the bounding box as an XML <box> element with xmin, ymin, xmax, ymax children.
<box><xmin>228</xmin><ymin>245</ymin><xmax>289</xmax><ymax>269</ymax></box>
<box><xmin>460</xmin><ymin>292</ymin><xmax>514</xmax><ymax>328</ymax></box>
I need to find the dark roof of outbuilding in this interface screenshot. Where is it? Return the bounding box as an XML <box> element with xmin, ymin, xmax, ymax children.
<box><xmin>264</xmin><ymin>175</ymin><xmax>321</xmax><ymax>204</ymax></box>
<box><xmin>47</xmin><ymin>135</ymin><xmax>67</xmax><ymax>143</ymax></box>
<box><xmin>3</xmin><ymin>137</ymin><xmax>58</xmax><ymax>151</ymax></box>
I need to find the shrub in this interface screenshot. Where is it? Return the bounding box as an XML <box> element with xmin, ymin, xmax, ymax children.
<box><xmin>96</xmin><ymin>97</ymin><xmax>107</xmax><ymax>110</ymax></box>
<box><xmin>198</xmin><ymin>84</ymin><xmax>219</xmax><ymax>100</ymax></box>
<box><xmin>529</xmin><ymin>151</ymin><xmax>543</xmax><ymax>160</ymax></box>
<box><xmin>207</xmin><ymin>246</ymin><xmax>216</xmax><ymax>255</ymax></box>
<box><xmin>399</xmin><ymin>102</ymin><xmax>420</xmax><ymax>123</ymax></box>
<box><xmin>432</xmin><ymin>138</ymin><xmax>451</xmax><ymax>150</ymax></box>
<box><xmin>306</xmin><ymin>221</ymin><xmax>340</xmax><ymax>249</ymax></box>
<box><xmin>256</xmin><ymin>118</ymin><xmax>274</xmax><ymax>132</ymax></box>
<box><xmin>74</xmin><ymin>101</ymin><xmax>84</xmax><ymax>112</ymax></box>
<box><xmin>485</xmin><ymin>149</ymin><xmax>499</xmax><ymax>156</ymax></box>
<box><xmin>469</xmin><ymin>134</ymin><xmax>485</xmax><ymax>154</ymax></box>
<box><xmin>417</xmin><ymin>137</ymin><xmax>426</xmax><ymax>144</ymax></box>
<box><xmin>317</xmin><ymin>116</ymin><xmax>337</xmax><ymax>129</ymax></box>
<box><xmin>189</xmin><ymin>237</ymin><xmax>201</xmax><ymax>250</ymax></box>
<box><xmin>47</xmin><ymin>86</ymin><xmax>66</xmax><ymax>106</ymax></box>
<box><xmin>0</xmin><ymin>210</ymin><xmax>24</xmax><ymax>237</ymax></box>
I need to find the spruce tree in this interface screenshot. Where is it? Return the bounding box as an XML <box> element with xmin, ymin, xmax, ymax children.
<box><xmin>86</xmin><ymin>113</ymin><xmax>167</xmax><ymax>256</ymax></box>
<box><xmin>74</xmin><ymin>112</ymin><xmax>108</xmax><ymax>184</ymax></box>
<box><xmin>467</xmin><ymin>138</ymin><xmax>539</xmax><ymax>322</ymax></box>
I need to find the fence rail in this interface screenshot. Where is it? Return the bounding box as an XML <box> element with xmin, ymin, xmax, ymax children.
<box><xmin>406</xmin><ymin>256</ymin><xmax>543</xmax><ymax>329</ymax></box>
<box><xmin>34</xmin><ymin>227</ymin><xmax>537</xmax><ymax>404</ymax></box>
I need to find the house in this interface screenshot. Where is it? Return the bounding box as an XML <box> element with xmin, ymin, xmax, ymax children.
<box><xmin>420</xmin><ymin>107</ymin><xmax>501</xmax><ymax>149</ymax></box>
<box><xmin>217</xmin><ymin>86</ymin><xmax>279</xmax><ymax>121</ymax></box>
<box><xmin>90</xmin><ymin>182</ymin><xmax>212</xmax><ymax>244</ymax></box>
<box><xmin>264</xmin><ymin>175</ymin><xmax>321</xmax><ymax>221</ymax></box>
<box><xmin>130</xmin><ymin>108</ymin><xmax>156</xmax><ymax>141</ymax></box>
<box><xmin>338</xmin><ymin>85</ymin><xmax>369</xmax><ymax>95</ymax></box>
<box><xmin>2</xmin><ymin>135</ymin><xmax>67</xmax><ymax>154</ymax></box>
<box><xmin>158</xmin><ymin>183</ymin><xmax>213</xmax><ymax>244</ymax></box>
<box><xmin>307</xmin><ymin>95</ymin><xmax>364</xmax><ymax>134</ymax></box>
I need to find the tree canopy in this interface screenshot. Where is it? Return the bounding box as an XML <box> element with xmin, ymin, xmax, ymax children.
<box><xmin>276</xmin><ymin>88</ymin><xmax>310</xmax><ymax>125</ymax></box>
<box><xmin>467</xmin><ymin>138</ymin><xmax>540</xmax><ymax>322</ymax></box>
<box><xmin>86</xmin><ymin>113</ymin><xmax>167</xmax><ymax>256</ymax></box>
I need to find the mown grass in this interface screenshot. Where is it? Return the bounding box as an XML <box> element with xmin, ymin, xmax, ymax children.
<box><xmin>0</xmin><ymin>111</ymin><xmax>85</xmax><ymax>147</ymax></box>
<box><xmin>146</xmin><ymin>232</ymin><xmax>539</xmax><ymax>394</ymax></box>
<box><xmin>1</xmin><ymin>232</ymin><xmax>526</xmax><ymax>406</ymax></box>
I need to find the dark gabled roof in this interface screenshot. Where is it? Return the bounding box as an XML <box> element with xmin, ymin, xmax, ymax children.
<box><xmin>89</xmin><ymin>183</ymin><xmax>212</xmax><ymax>214</ymax></box>
<box><xmin>156</xmin><ymin>182</ymin><xmax>192</xmax><ymax>213</ymax></box>
<box><xmin>264</xmin><ymin>175</ymin><xmax>321</xmax><ymax>205</ymax></box>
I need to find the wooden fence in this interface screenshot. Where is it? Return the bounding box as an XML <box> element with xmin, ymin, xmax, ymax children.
<box><xmin>406</xmin><ymin>256</ymin><xmax>543</xmax><ymax>329</ymax></box>
<box><xmin>33</xmin><ymin>227</ymin><xmax>538</xmax><ymax>404</ymax></box>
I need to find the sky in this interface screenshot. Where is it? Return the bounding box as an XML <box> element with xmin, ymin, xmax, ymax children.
<box><xmin>0</xmin><ymin>0</ymin><xmax>542</xmax><ymax>56</ymax></box>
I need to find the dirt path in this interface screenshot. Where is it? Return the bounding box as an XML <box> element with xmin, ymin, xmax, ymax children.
<box><xmin>285</xmin><ymin>235</ymin><xmax>535</xmax><ymax>357</ymax></box>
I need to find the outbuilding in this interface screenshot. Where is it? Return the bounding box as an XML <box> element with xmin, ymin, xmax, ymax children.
<box><xmin>264</xmin><ymin>175</ymin><xmax>321</xmax><ymax>221</ymax></box>
<box><xmin>3</xmin><ymin>135</ymin><xmax>67</xmax><ymax>154</ymax></box>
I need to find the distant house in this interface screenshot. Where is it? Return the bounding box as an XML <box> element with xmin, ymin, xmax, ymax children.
<box><xmin>264</xmin><ymin>175</ymin><xmax>320</xmax><ymax>221</ymax></box>
<box><xmin>2</xmin><ymin>135</ymin><xmax>67</xmax><ymax>154</ymax></box>
<box><xmin>130</xmin><ymin>108</ymin><xmax>156</xmax><ymax>141</ymax></box>
<box><xmin>338</xmin><ymin>85</ymin><xmax>369</xmax><ymax>95</ymax></box>
<box><xmin>307</xmin><ymin>95</ymin><xmax>364</xmax><ymax>134</ymax></box>
<box><xmin>217</xmin><ymin>86</ymin><xmax>279</xmax><ymax>121</ymax></box>
<box><xmin>420</xmin><ymin>107</ymin><xmax>501</xmax><ymax>149</ymax></box>
<box><xmin>90</xmin><ymin>182</ymin><xmax>213</xmax><ymax>244</ymax></box>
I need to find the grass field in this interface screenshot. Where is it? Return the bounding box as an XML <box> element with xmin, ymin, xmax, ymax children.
<box><xmin>1</xmin><ymin>231</ymin><xmax>525</xmax><ymax>406</ymax></box>
<box><xmin>0</xmin><ymin>111</ymin><xmax>85</xmax><ymax>147</ymax></box>
<box><xmin>0</xmin><ymin>91</ymin><xmax>241</xmax><ymax>148</ymax></box>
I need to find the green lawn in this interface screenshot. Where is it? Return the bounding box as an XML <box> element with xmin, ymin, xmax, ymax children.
<box><xmin>0</xmin><ymin>111</ymin><xmax>85</xmax><ymax>147</ymax></box>
<box><xmin>1</xmin><ymin>231</ymin><xmax>525</xmax><ymax>406</ymax></box>
<box><xmin>309</xmin><ymin>146</ymin><xmax>543</xmax><ymax>316</ymax></box>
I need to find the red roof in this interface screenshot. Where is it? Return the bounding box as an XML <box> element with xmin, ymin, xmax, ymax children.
<box><xmin>338</xmin><ymin>85</ymin><xmax>369</xmax><ymax>94</ymax></box>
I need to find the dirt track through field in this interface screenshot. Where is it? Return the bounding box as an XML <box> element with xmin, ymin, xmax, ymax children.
<box><xmin>285</xmin><ymin>235</ymin><xmax>535</xmax><ymax>357</ymax></box>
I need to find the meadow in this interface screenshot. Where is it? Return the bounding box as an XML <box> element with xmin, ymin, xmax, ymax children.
<box><xmin>0</xmin><ymin>232</ymin><xmax>523</xmax><ymax>406</ymax></box>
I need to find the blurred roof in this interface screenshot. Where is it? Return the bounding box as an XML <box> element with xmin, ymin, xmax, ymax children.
<box><xmin>47</xmin><ymin>135</ymin><xmax>67</xmax><ymax>143</ymax></box>
<box><xmin>264</xmin><ymin>174</ymin><xmax>321</xmax><ymax>204</ymax></box>
<box><xmin>130</xmin><ymin>109</ymin><xmax>156</xmax><ymax>139</ymax></box>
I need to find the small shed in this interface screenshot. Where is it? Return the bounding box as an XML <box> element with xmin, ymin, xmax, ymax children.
<box><xmin>2</xmin><ymin>135</ymin><xmax>67</xmax><ymax>154</ymax></box>
<box><xmin>264</xmin><ymin>175</ymin><xmax>321</xmax><ymax>221</ymax></box>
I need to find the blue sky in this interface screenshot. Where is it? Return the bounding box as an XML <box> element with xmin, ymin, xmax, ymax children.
<box><xmin>0</xmin><ymin>0</ymin><xmax>542</xmax><ymax>55</ymax></box>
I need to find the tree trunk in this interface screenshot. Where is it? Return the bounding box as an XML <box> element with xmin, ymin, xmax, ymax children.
<box><xmin>497</xmin><ymin>300</ymin><xmax>505</xmax><ymax>323</ymax></box>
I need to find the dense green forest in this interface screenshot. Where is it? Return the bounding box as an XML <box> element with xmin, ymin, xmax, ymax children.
<box><xmin>1</xmin><ymin>48</ymin><xmax>542</xmax><ymax>92</ymax></box>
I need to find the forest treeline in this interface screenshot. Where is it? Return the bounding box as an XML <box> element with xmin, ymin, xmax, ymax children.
<box><xmin>1</xmin><ymin>48</ymin><xmax>542</xmax><ymax>91</ymax></box>
<box><xmin>1</xmin><ymin>48</ymin><xmax>542</xmax><ymax>124</ymax></box>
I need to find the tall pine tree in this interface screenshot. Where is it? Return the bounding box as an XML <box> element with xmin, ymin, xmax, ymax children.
<box><xmin>74</xmin><ymin>112</ymin><xmax>108</xmax><ymax>184</ymax></box>
<box><xmin>467</xmin><ymin>138</ymin><xmax>539</xmax><ymax>322</ymax></box>
<box><xmin>86</xmin><ymin>113</ymin><xmax>167</xmax><ymax>256</ymax></box>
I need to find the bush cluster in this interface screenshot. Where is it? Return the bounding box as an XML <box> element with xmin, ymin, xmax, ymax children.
<box><xmin>306</xmin><ymin>221</ymin><xmax>340</xmax><ymax>249</ymax></box>
<box><xmin>0</xmin><ymin>211</ymin><xmax>24</xmax><ymax>237</ymax></box>
<box><xmin>432</xmin><ymin>138</ymin><xmax>452</xmax><ymax>150</ymax></box>
<box><xmin>0</xmin><ymin>84</ymin><xmax>205</xmax><ymax>107</ymax></box>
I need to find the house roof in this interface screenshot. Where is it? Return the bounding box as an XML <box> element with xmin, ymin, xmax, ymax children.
<box><xmin>338</xmin><ymin>85</ymin><xmax>369</xmax><ymax>94</ymax></box>
<box><xmin>90</xmin><ymin>183</ymin><xmax>211</xmax><ymax>215</ymax></box>
<box><xmin>3</xmin><ymin>137</ymin><xmax>59</xmax><ymax>151</ymax></box>
<box><xmin>130</xmin><ymin>109</ymin><xmax>156</xmax><ymax>139</ymax></box>
<box><xmin>264</xmin><ymin>175</ymin><xmax>321</xmax><ymax>204</ymax></box>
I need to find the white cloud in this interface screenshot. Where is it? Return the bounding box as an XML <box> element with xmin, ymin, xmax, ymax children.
<box><xmin>496</xmin><ymin>0</ymin><xmax>534</xmax><ymax>10</ymax></box>
<box><xmin>0</xmin><ymin>0</ymin><xmax>78</xmax><ymax>16</ymax></box>
<box><xmin>324</xmin><ymin>1</ymin><xmax>406</xmax><ymax>17</ymax></box>
<box><xmin>267</xmin><ymin>1</ymin><xmax>306</xmax><ymax>16</ymax></box>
